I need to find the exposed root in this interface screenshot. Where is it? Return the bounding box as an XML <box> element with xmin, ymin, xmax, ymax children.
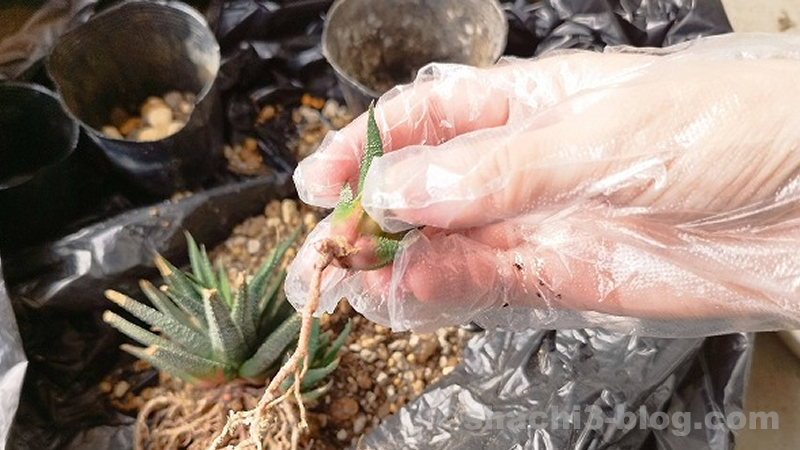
<box><xmin>205</xmin><ymin>237</ymin><xmax>356</xmax><ymax>450</ymax></box>
<box><xmin>134</xmin><ymin>379</ymin><xmax>267</xmax><ymax>450</ymax></box>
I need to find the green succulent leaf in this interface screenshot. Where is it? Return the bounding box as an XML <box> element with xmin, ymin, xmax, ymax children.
<box><xmin>248</xmin><ymin>229</ymin><xmax>299</xmax><ymax>304</ymax></box>
<box><xmin>239</xmin><ymin>314</ymin><xmax>301</xmax><ymax>379</ymax></box>
<box><xmin>139</xmin><ymin>279</ymin><xmax>203</xmax><ymax>332</ymax></box>
<box><xmin>322</xmin><ymin>321</ymin><xmax>352</xmax><ymax>367</ymax></box>
<box><xmin>105</xmin><ymin>290</ymin><xmax>209</xmax><ymax>356</ymax></box>
<box><xmin>186</xmin><ymin>232</ymin><xmax>216</xmax><ymax>288</ymax></box>
<box><xmin>103</xmin><ymin>310</ymin><xmax>231</xmax><ymax>381</ymax></box>
<box><xmin>231</xmin><ymin>278</ymin><xmax>256</xmax><ymax>347</ymax></box>
<box><xmin>300</xmin><ymin>380</ymin><xmax>333</xmax><ymax>402</ymax></box>
<box><xmin>156</xmin><ymin>255</ymin><xmax>202</xmax><ymax>301</ymax></box>
<box><xmin>202</xmin><ymin>289</ymin><xmax>247</xmax><ymax>365</ymax></box>
<box><xmin>358</xmin><ymin>103</ymin><xmax>384</xmax><ymax>194</ymax></box>
<box><xmin>280</xmin><ymin>358</ymin><xmax>340</xmax><ymax>392</ymax></box>
<box><xmin>216</xmin><ymin>262</ymin><xmax>232</xmax><ymax>306</ymax></box>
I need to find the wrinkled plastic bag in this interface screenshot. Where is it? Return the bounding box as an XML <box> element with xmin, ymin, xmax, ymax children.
<box><xmin>0</xmin><ymin>258</ymin><xmax>28</xmax><ymax>448</ymax></box>
<box><xmin>359</xmin><ymin>329</ymin><xmax>752</xmax><ymax>450</ymax></box>
<box><xmin>3</xmin><ymin>173</ymin><xmax>292</xmax><ymax>450</ymax></box>
<box><xmin>287</xmin><ymin>32</ymin><xmax>800</xmax><ymax>337</ymax></box>
<box><xmin>0</xmin><ymin>0</ymin><xmax>96</xmax><ymax>80</ymax></box>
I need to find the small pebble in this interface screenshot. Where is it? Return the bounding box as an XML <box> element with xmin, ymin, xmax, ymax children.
<box><xmin>137</xmin><ymin>126</ymin><xmax>167</xmax><ymax>142</ymax></box>
<box><xmin>113</xmin><ymin>381</ymin><xmax>130</xmax><ymax>398</ymax></box>
<box><xmin>166</xmin><ymin>121</ymin><xmax>185</xmax><ymax>135</ymax></box>
<box><xmin>163</xmin><ymin>91</ymin><xmax>184</xmax><ymax>110</ymax></box>
<box><xmin>101</xmin><ymin>125</ymin><xmax>123</xmax><ymax>139</ymax></box>
<box><xmin>246</xmin><ymin>239</ymin><xmax>261</xmax><ymax>255</ymax></box>
<box><xmin>336</xmin><ymin>429</ymin><xmax>348</xmax><ymax>441</ymax></box>
<box><xmin>143</xmin><ymin>105</ymin><xmax>173</xmax><ymax>128</ymax></box>
<box><xmin>118</xmin><ymin>117</ymin><xmax>141</xmax><ymax>136</ymax></box>
<box><xmin>330</xmin><ymin>397</ymin><xmax>359</xmax><ymax>422</ymax></box>
<box><xmin>353</xmin><ymin>415</ymin><xmax>367</xmax><ymax>434</ymax></box>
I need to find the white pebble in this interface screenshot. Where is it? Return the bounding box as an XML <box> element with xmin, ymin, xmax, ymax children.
<box><xmin>101</xmin><ymin>125</ymin><xmax>123</xmax><ymax>139</ymax></box>
<box><xmin>143</xmin><ymin>105</ymin><xmax>173</xmax><ymax>128</ymax></box>
<box><xmin>336</xmin><ymin>429</ymin><xmax>348</xmax><ymax>441</ymax></box>
<box><xmin>137</xmin><ymin>126</ymin><xmax>168</xmax><ymax>142</ymax></box>
<box><xmin>166</xmin><ymin>121</ymin><xmax>185</xmax><ymax>136</ymax></box>
<box><xmin>246</xmin><ymin>239</ymin><xmax>261</xmax><ymax>255</ymax></box>
<box><xmin>353</xmin><ymin>415</ymin><xmax>367</xmax><ymax>434</ymax></box>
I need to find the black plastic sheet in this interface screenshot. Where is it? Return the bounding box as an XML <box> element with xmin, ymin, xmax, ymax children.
<box><xmin>0</xmin><ymin>0</ymin><xmax>738</xmax><ymax>449</ymax></box>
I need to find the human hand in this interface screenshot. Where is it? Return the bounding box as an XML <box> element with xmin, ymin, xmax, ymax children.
<box><xmin>286</xmin><ymin>33</ymin><xmax>800</xmax><ymax>336</ymax></box>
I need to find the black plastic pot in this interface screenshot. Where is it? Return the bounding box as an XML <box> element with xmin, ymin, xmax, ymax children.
<box><xmin>322</xmin><ymin>0</ymin><xmax>508</xmax><ymax>115</ymax></box>
<box><xmin>0</xmin><ymin>82</ymin><xmax>81</xmax><ymax>252</ymax></box>
<box><xmin>47</xmin><ymin>0</ymin><xmax>224</xmax><ymax>198</ymax></box>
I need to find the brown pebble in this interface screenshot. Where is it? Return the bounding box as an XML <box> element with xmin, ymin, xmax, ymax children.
<box><xmin>330</xmin><ymin>397</ymin><xmax>359</xmax><ymax>422</ymax></box>
<box><xmin>356</xmin><ymin>373</ymin><xmax>373</xmax><ymax>390</ymax></box>
<box><xmin>109</xmin><ymin>107</ymin><xmax>129</xmax><ymax>128</ymax></box>
<box><xmin>112</xmin><ymin>381</ymin><xmax>129</xmax><ymax>398</ymax></box>
<box><xmin>118</xmin><ymin>117</ymin><xmax>141</xmax><ymax>136</ymax></box>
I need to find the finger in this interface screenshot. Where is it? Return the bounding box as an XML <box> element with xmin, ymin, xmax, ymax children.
<box><xmin>296</xmin><ymin>51</ymin><xmax>657</xmax><ymax>208</ymax></box>
<box><xmin>384</xmin><ymin>217</ymin><xmax>800</xmax><ymax>332</ymax></box>
<box><xmin>295</xmin><ymin>66</ymin><xmax>511</xmax><ymax>207</ymax></box>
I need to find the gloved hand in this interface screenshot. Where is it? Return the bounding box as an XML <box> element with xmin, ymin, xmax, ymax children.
<box><xmin>286</xmin><ymin>33</ymin><xmax>800</xmax><ymax>336</ymax></box>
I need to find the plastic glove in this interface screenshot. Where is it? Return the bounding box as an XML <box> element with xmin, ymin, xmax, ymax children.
<box><xmin>286</xmin><ymin>33</ymin><xmax>800</xmax><ymax>336</ymax></box>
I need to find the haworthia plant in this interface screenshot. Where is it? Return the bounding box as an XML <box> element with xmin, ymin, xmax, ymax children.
<box><xmin>330</xmin><ymin>104</ymin><xmax>405</xmax><ymax>270</ymax></box>
<box><xmin>103</xmin><ymin>232</ymin><xmax>350</xmax><ymax>397</ymax></box>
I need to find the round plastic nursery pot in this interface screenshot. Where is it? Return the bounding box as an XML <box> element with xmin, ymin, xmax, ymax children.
<box><xmin>322</xmin><ymin>0</ymin><xmax>508</xmax><ymax>115</ymax></box>
<box><xmin>0</xmin><ymin>82</ymin><xmax>81</xmax><ymax>252</ymax></box>
<box><xmin>47</xmin><ymin>0</ymin><xmax>224</xmax><ymax>198</ymax></box>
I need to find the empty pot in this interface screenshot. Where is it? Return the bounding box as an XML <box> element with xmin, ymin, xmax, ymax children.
<box><xmin>322</xmin><ymin>0</ymin><xmax>508</xmax><ymax>115</ymax></box>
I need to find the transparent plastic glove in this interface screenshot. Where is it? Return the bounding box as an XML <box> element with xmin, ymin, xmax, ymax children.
<box><xmin>286</xmin><ymin>33</ymin><xmax>800</xmax><ymax>336</ymax></box>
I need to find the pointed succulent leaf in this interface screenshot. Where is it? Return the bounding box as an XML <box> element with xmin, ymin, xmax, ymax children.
<box><xmin>300</xmin><ymin>380</ymin><xmax>333</xmax><ymax>402</ymax></box>
<box><xmin>230</xmin><ymin>277</ymin><xmax>256</xmax><ymax>347</ymax></box>
<box><xmin>120</xmin><ymin>342</ymin><xmax>233</xmax><ymax>381</ymax></box>
<box><xmin>156</xmin><ymin>255</ymin><xmax>203</xmax><ymax>301</ymax></box>
<box><xmin>120</xmin><ymin>344</ymin><xmax>199</xmax><ymax>384</ymax></box>
<box><xmin>258</xmin><ymin>269</ymin><xmax>287</xmax><ymax>319</ymax></box>
<box><xmin>248</xmin><ymin>229</ymin><xmax>299</xmax><ymax>303</ymax></box>
<box><xmin>105</xmin><ymin>290</ymin><xmax>210</xmax><ymax>356</ymax></box>
<box><xmin>105</xmin><ymin>311</ymin><xmax>230</xmax><ymax>380</ymax></box>
<box><xmin>258</xmin><ymin>297</ymin><xmax>294</xmax><ymax>339</ymax></box>
<box><xmin>239</xmin><ymin>314</ymin><xmax>301</xmax><ymax>379</ymax></box>
<box><xmin>103</xmin><ymin>310</ymin><xmax>174</xmax><ymax>350</ymax></box>
<box><xmin>300</xmin><ymin>358</ymin><xmax>340</xmax><ymax>390</ymax></box>
<box><xmin>185</xmin><ymin>232</ymin><xmax>217</xmax><ymax>288</ymax></box>
<box><xmin>306</xmin><ymin>319</ymin><xmax>321</xmax><ymax>365</ymax></box>
<box><xmin>314</xmin><ymin>333</ymin><xmax>331</xmax><ymax>363</ymax></box>
<box><xmin>332</xmin><ymin>183</ymin><xmax>357</xmax><ymax>222</ymax></box>
<box><xmin>139</xmin><ymin>279</ymin><xmax>203</xmax><ymax>331</ymax></box>
<box><xmin>280</xmin><ymin>358</ymin><xmax>340</xmax><ymax>392</ymax></box>
<box><xmin>216</xmin><ymin>262</ymin><xmax>232</xmax><ymax>306</ymax></box>
<box><xmin>358</xmin><ymin>104</ymin><xmax>384</xmax><ymax>194</ymax></box>
<box><xmin>203</xmin><ymin>289</ymin><xmax>248</xmax><ymax>365</ymax></box>
<box><xmin>162</xmin><ymin>285</ymin><xmax>206</xmax><ymax>328</ymax></box>
<box><xmin>321</xmin><ymin>320</ymin><xmax>352</xmax><ymax>367</ymax></box>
